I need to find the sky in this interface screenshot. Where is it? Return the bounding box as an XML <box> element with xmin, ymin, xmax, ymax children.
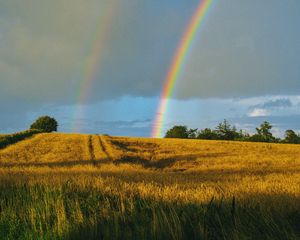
<box><xmin>0</xmin><ymin>0</ymin><xmax>300</xmax><ymax>137</ymax></box>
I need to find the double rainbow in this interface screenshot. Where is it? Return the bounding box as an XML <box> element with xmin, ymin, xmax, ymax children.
<box><xmin>152</xmin><ymin>0</ymin><xmax>213</xmax><ymax>138</ymax></box>
<box><xmin>72</xmin><ymin>1</ymin><xmax>213</xmax><ymax>134</ymax></box>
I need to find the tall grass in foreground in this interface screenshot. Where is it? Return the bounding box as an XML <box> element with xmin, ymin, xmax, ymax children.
<box><xmin>0</xmin><ymin>176</ymin><xmax>299</xmax><ymax>240</ymax></box>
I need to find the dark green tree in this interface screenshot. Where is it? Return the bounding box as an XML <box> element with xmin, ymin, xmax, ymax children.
<box><xmin>215</xmin><ymin>119</ymin><xmax>238</xmax><ymax>140</ymax></box>
<box><xmin>250</xmin><ymin>121</ymin><xmax>275</xmax><ymax>142</ymax></box>
<box><xmin>237</xmin><ymin>130</ymin><xmax>250</xmax><ymax>141</ymax></box>
<box><xmin>165</xmin><ymin>125</ymin><xmax>189</xmax><ymax>138</ymax></box>
<box><xmin>284</xmin><ymin>130</ymin><xmax>300</xmax><ymax>144</ymax></box>
<box><xmin>30</xmin><ymin>116</ymin><xmax>58</xmax><ymax>133</ymax></box>
<box><xmin>197</xmin><ymin>128</ymin><xmax>219</xmax><ymax>140</ymax></box>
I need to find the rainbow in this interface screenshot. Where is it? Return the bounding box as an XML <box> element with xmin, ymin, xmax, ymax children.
<box><xmin>152</xmin><ymin>0</ymin><xmax>213</xmax><ymax>138</ymax></box>
<box><xmin>72</xmin><ymin>1</ymin><xmax>118</xmax><ymax>132</ymax></box>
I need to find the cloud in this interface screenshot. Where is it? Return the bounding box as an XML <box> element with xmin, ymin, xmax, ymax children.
<box><xmin>0</xmin><ymin>0</ymin><xmax>299</xmax><ymax>109</ymax></box>
<box><xmin>177</xmin><ymin>0</ymin><xmax>300</xmax><ymax>98</ymax></box>
<box><xmin>256</xmin><ymin>98</ymin><xmax>292</xmax><ymax>109</ymax></box>
<box><xmin>0</xmin><ymin>0</ymin><xmax>101</xmax><ymax>103</ymax></box>
<box><xmin>247</xmin><ymin>98</ymin><xmax>293</xmax><ymax>118</ymax></box>
<box><xmin>263</xmin><ymin>99</ymin><xmax>293</xmax><ymax>108</ymax></box>
<box><xmin>92</xmin><ymin>119</ymin><xmax>153</xmax><ymax>136</ymax></box>
<box><xmin>1</xmin><ymin>0</ymin><xmax>300</xmax><ymax>136</ymax></box>
<box><xmin>95</xmin><ymin>119</ymin><xmax>152</xmax><ymax>129</ymax></box>
<box><xmin>0</xmin><ymin>0</ymin><xmax>190</xmax><ymax>106</ymax></box>
<box><xmin>244</xmin><ymin>97</ymin><xmax>300</xmax><ymax>120</ymax></box>
<box><xmin>247</xmin><ymin>108</ymin><xmax>269</xmax><ymax>117</ymax></box>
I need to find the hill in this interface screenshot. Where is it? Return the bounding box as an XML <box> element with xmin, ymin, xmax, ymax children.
<box><xmin>0</xmin><ymin>133</ymin><xmax>299</xmax><ymax>239</ymax></box>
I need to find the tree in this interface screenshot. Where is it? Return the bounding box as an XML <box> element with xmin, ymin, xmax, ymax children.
<box><xmin>284</xmin><ymin>130</ymin><xmax>300</xmax><ymax>144</ymax></box>
<box><xmin>30</xmin><ymin>116</ymin><xmax>58</xmax><ymax>133</ymax></box>
<box><xmin>215</xmin><ymin>119</ymin><xmax>238</xmax><ymax>140</ymax></box>
<box><xmin>187</xmin><ymin>128</ymin><xmax>198</xmax><ymax>139</ymax></box>
<box><xmin>165</xmin><ymin>126</ymin><xmax>189</xmax><ymax>138</ymax></box>
<box><xmin>197</xmin><ymin>128</ymin><xmax>219</xmax><ymax>140</ymax></box>
<box><xmin>250</xmin><ymin>121</ymin><xmax>275</xmax><ymax>142</ymax></box>
<box><xmin>237</xmin><ymin>130</ymin><xmax>250</xmax><ymax>141</ymax></box>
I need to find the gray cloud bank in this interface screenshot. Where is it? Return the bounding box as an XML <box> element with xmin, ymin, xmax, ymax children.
<box><xmin>0</xmin><ymin>0</ymin><xmax>299</xmax><ymax>107</ymax></box>
<box><xmin>177</xmin><ymin>0</ymin><xmax>300</xmax><ymax>98</ymax></box>
<box><xmin>0</xmin><ymin>0</ymin><xmax>188</xmax><ymax>105</ymax></box>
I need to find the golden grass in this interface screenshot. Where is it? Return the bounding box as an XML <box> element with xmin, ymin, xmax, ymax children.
<box><xmin>0</xmin><ymin>133</ymin><xmax>91</xmax><ymax>165</ymax></box>
<box><xmin>0</xmin><ymin>133</ymin><xmax>299</xmax><ymax>204</ymax></box>
<box><xmin>0</xmin><ymin>134</ymin><xmax>299</xmax><ymax>239</ymax></box>
<box><xmin>104</xmin><ymin>136</ymin><xmax>300</xmax><ymax>178</ymax></box>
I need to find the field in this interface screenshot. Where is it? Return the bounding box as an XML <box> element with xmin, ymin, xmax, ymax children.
<box><xmin>0</xmin><ymin>133</ymin><xmax>299</xmax><ymax>239</ymax></box>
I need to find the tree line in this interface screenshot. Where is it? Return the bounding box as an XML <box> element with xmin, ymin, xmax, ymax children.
<box><xmin>165</xmin><ymin>120</ymin><xmax>300</xmax><ymax>144</ymax></box>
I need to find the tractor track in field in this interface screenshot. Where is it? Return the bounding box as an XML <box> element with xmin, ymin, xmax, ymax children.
<box><xmin>98</xmin><ymin>136</ymin><xmax>112</xmax><ymax>161</ymax></box>
<box><xmin>88</xmin><ymin>135</ymin><xmax>97</xmax><ymax>165</ymax></box>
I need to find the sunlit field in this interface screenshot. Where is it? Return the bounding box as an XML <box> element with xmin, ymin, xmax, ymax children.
<box><xmin>0</xmin><ymin>133</ymin><xmax>299</xmax><ymax>239</ymax></box>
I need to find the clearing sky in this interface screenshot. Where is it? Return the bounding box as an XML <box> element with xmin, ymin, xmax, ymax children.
<box><xmin>0</xmin><ymin>0</ymin><xmax>299</xmax><ymax>136</ymax></box>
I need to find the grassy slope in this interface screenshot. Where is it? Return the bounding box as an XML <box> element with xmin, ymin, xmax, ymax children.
<box><xmin>0</xmin><ymin>133</ymin><xmax>299</xmax><ymax>239</ymax></box>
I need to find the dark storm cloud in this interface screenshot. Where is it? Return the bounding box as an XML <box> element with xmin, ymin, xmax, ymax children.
<box><xmin>1</xmin><ymin>0</ymin><xmax>300</xmax><ymax>107</ymax></box>
<box><xmin>1</xmin><ymin>0</ymin><xmax>300</xmax><ymax>134</ymax></box>
<box><xmin>0</xmin><ymin>0</ymin><xmax>190</xmax><ymax>106</ymax></box>
<box><xmin>177</xmin><ymin>0</ymin><xmax>300</xmax><ymax>98</ymax></box>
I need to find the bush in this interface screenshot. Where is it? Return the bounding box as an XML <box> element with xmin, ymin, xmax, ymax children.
<box><xmin>0</xmin><ymin>130</ymin><xmax>41</xmax><ymax>149</ymax></box>
<box><xmin>197</xmin><ymin>128</ymin><xmax>220</xmax><ymax>140</ymax></box>
<box><xmin>244</xmin><ymin>121</ymin><xmax>275</xmax><ymax>143</ymax></box>
<box><xmin>30</xmin><ymin>116</ymin><xmax>58</xmax><ymax>133</ymax></box>
<box><xmin>165</xmin><ymin>126</ymin><xmax>189</xmax><ymax>138</ymax></box>
<box><xmin>284</xmin><ymin>130</ymin><xmax>300</xmax><ymax>144</ymax></box>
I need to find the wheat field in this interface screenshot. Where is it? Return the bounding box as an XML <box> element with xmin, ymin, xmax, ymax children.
<box><xmin>0</xmin><ymin>133</ymin><xmax>299</xmax><ymax>239</ymax></box>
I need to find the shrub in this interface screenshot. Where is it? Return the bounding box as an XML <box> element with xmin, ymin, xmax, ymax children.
<box><xmin>0</xmin><ymin>129</ymin><xmax>41</xmax><ymax>149</ymax></box>
<box><xmin>284</xmin><ymin>130</ymin><xmax>300</xmax><ymax>144</ymax></box>
<box><xmin>165</xmin><ymin>126</ymin><xmax>189</xmax><ymax>138</ymax></box>
<box><xmin>30</xmin><ymin>116</ymin><xmax>58</xmax><ymax>133</ymax></box>
<box><xmin>197</xmin><ymin>128</ymin><xmax>220</xmax><ymax>140</ymax></box>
